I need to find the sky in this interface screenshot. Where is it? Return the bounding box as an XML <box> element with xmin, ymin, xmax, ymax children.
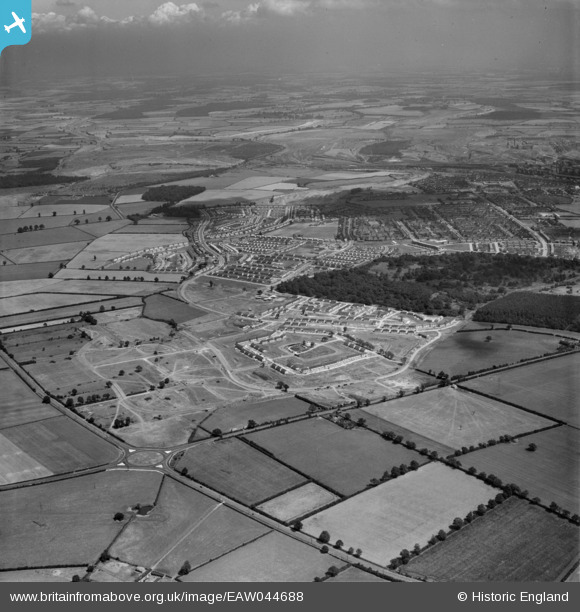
<box><xmin>1</xmin><ymin>1</ymin><xmax>579</xmax><ymax>82</ymax></box>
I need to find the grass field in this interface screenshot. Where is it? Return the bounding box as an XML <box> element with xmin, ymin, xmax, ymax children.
<box><xmin>0</xmin><ymin>279</ymin><xmax>61</xmax><ymax>298</ymax></box>
<box><xmin>464</xmin><ymin>425</ymin><xmax>579</xmax><ymax>513</ymax></box>
<box><xmin>246</xmin><ymin>417</ymin><xmax>428</xmax><ymax>496</ymax></box>
<box><xmin>182</xmin><ymin>531</ymin><xmax>333</xmax><ymax>582</ymax></box>
<box><xmin>0</xmin><ymin>568</ymin><xmax>87</xmax><ymax>582</ymax></box>
<box><xmin>0</xmin><ymin>370</ymin><xmax>59</xmax><ymax>429</ymax></box>
<box><xmin>0</xmin><ymin>226</ymin><xmax>92</xmax><ymax>250</ymax></box>
<box><xmin>256</xmin><ymin>483</ymin><xmax>339</xmax><ymax>522</ymax></box>
<box><xmin>0</xmin><ymin>470</ymin><xmax>162</xmax><ymax>569</ymax></box>
<box><xmin>0</xmin><ymin>297</ymin><xmax>142</xmax><ymax>328</ymax></box>
<box><xmin>269</xmin><ymin>222</ymin><xmax>338</xmax><ymax>240</ymax></box>
<box><xmin>405</xmin><ymin>497</ymin><xmax>579</xmax><ymax>581</ymax></box>
<box><xmin>104</xmin><ymin>318</ymin><xmax>172</xmax><ymax>342</ymax></box>
<box><xmin>363</xmin><ymin>387</ymin><xmax>552</xmax><ymax>449</ymax></box>
<box><xmin>350</xmin><ymin>409</ymin><xmax>454</xmax><ymax>456</ymax></box>
<box><xmin>417</xmin><ymin>328</ymin><xmax>561</xmax><ymax>377</ymax></box>
<box><xmin>0</xmin><ymin>293</ymin><xmax>110</xmax><ymax>317</ymax></box>
<box><xmin>0</xmin><ymin>262</ymin><xmax>64</xmax><ymax>282</ymax></box>
<box><xmin>110</xmin><ymin>477</ymin><xmax>269</xmax><ymax>576</ymax></box>
<box><xmin>464</xmin><ymin>353</ymin><xmax>580</xmax><ymax>428</ymax></box>
<box><xmin>302</xmin><ymin>463</ymin><xmax>498</xmax><ymax>567</ymax></box>
<box><xmin>201</xmin><ymin>396</ymin><xmax>311</xmax><ymax>433</ymax></box>
<box><xmin>174</xmin><ymin>438</ymin><xmax>306</xmax><ymax>506</ymax></box>
<box><xmin>327</xmin><ymin>567</ymin><xmax>388</xmax><ymax>582</ymax></box>
<box><xmin>2</xmin><ymin>242</ymin><xmax>90</xmax><ymax>264</ymax></box>
<box><xmin>143</xmin><ymin>294</ymin><xmax>206</xmax><ymax>324</ymax></box>
<box><xmin>0</xmin><ymin>416</ymin><xmax>121</xmax><ymax>483</ymax></box>
<box><xmin>115</xmin><ymin>224</ymin><xmax>188</xmax><ymax>234</ymax></box>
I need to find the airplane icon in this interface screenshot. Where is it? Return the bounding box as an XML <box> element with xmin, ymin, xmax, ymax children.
<box><xmin>4</xmin><ymin>12</ymin><xmax>26</xmax><ymax>34</ymax></box>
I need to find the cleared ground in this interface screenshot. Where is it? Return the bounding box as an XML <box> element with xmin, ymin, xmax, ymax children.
<box><xmin>110</xmin><ymin>477</ymin><xmax>269</xmax><ymax>576</ymax></box>
<box><xmin>247</xmin><ymin>417</ymin><xmax>428</xmax><ymax>496</ymax></box>
<box><xmin>0</xmin><ymin>369</ymin><xmax>59</xmax><ymax>429</ymax></box>
<box><xmin>256</xmin><ymin>483</ymin><xmax>339</xmax><ymax>523</ymax></box>
<box><xmin>174</xmin><ymin>438</ymin><xmax>306</xmax><ymax>506</ymax></box>
<box><xmin>405</xmin><ymin>497</ymin><xmax>579</xmax><ymax>582</ymax></box>
<box><xmin>464</xmin><ymin>425</ymin><xmax>579</xmax><ymax>513</ymax></box>
<box><xmin>464</xmin><ymin>353</ymin><xmax>580</xmax><ymax>428</ymax></box>
<box><xmin>418</xmin><ymin>328</ymin><xmax>562</xmax><ymax>377</ymax></box>
<box><xmin>302</xmin><ymin>463</ymin><xmax>498</xmax><ymax>567</ymax></box>
<box><xmin>201</xmin><ymin>396</ymin><xmax>311</xmax><ymax>434</ymax></box>
<box><xmin>363</xmin><ymin>387</ymin><xmax>552</xmax><ymax>449</ymax></box>
<box><xmin>0</xmin><ymin>470</ymin><xmax>162</xmax><ymax>569</ymax></box>
<box><xmin>0</xmin><ymin>416</ymin><xmax>121</xmax><ymax>483</ymax></box>
<box><xmin>182</xmin><ymin>531</ymin><xmax>334</xmax><ymax>582</ymax></box>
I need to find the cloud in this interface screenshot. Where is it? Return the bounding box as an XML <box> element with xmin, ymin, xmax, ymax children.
<box><xmin>148</xmin><ymin>2</ymin><xmax>203</xmax><ymax>25</ymax></box>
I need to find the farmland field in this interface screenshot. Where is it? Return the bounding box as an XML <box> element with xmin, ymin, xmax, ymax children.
<box><xmin>0</xmin><ymin>226</ymin><xmax>93</xmax><ymax>250</ymax></box>
<box><xmin>246</xmin><ymin>417</ymin><xmax>428</xmax><ymax>496</ymax></box>
<box><xmin>350</xmin><ymin>409</ymin><xmax>454</xmax><ymax>457</ymax></box>
<box><xmin>182</xmin><ymin>531</ymin><xmax>333</xmax><ymax>582</ymax></box>
<box><xmin>0</xmin><ymin>262</ymin><xmax>64</xmax><ymax>282</ymax></box>
<box><xmin>115</xmin><ymin>224</ymin><xmax>188</xmax><ymax>234</ymax></box>
<box><xmin>0</xmin><ymin>293</ymin><xmax>110</xmax><ymax>317</ymax></box>
<box><xmin>201</xmin><ymin>396</ymin><xmax>311</xmax><ymax>433</ymax></box>
<box><xmin>2</xmin><ymin>242</ymin><xmax>90</xmax><ymax>264</ymax></box>
<box><xmin>0</xmin><ymin>370</ymin><xmax>59</xmax><ymax>429</ymax></box>
<box><xmin>0</xmin><ymin>471</ymin><xmax>162</xmax><ymax>569</ymax></box>
<box><xmin>302</xmin><ymin>463</ymin><xmax>498</xmax><ymax>567</ymax></box>
<box><xmin>363</xmin><ymin>387</ymin><xmax>552</xmax><ymax>449</ymax></box>
<box><xmin>0</xmin><ymin>416</ymin><xmax>121</xmax><ymax>483</ymax></box>
<box><xmin>327</xmin><ymin>567</ymin><xmax>388</xmax><ymax>582</ymax></box>
<box><xmin>256</xmin><ymin>483</ymin><xmax>339</xmax><ymax>522</ymax></box>
<box><xmin>417</xmin><ymin>328</ymin><xmax>562</xmax><ymax>377</ymax></box>
<box><xmin>464</xmin><ymin>425</ymin><xmax>579</xmax><ymax>513</ymax></box>
<box><xmin>464</xmin><ymin>353</ymin><xmax>580</xmax><ymax>428</ymax></box>
<box><xmin>110</xmin><ymin>477</ymin><xmax>269</xmax><ymax>576</ymax></box>
<box><xmin>405</xmin><ymin>497</ymin><xmax>579</xmax><ymax>582</ymax></box>
<box><xmin>143</xmin><ymin>294</ymin><xmax>206</xmax><ymax>324</ymax></box>
<box><xmin>174</xmin><ymin>438</ymin><xmax>306</xmax><ymax>506</ymax></box>
<box><xmin>0</xmin><ymin>297</ymin><xmax>142</xmax><ymax>328</ymax></box>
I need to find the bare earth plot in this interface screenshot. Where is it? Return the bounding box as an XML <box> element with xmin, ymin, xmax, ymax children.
<box><xmin>363</xmin><ymin>387</ymin><xmax>553</xmax><ymax>450</ymax></box>
<box><xmin>174</xmin><ymin>438</ymin><xmax>306</xmax><ymax>506</ymax></box>
<box><xmin>182</xmin><ymin>531</ymin><xmax>334</xmax><ymax>582</ymax></box>
<box><xmin>246</xmin><ymin>417</ymin><xmax>428</xmax><ymax>497</ymax></box>
<box><xmin>302</xmin><ymin>463</ymin><xmax>498</xmax><ymax>567</ymax></box>
<box><xmin>464</xmin><ymin>353</ymin><xmax>580</xmax><ymax>428</ymax></box>
<box><xmin>0</xmin><ymin>369</ymin><xmax>59</xmax><ymax>429</ymax></box>
<box><xmin>110</xmin><ymin>477</ymin><xmax>269</xmax><ymax>577</ymax></box>
<box><xmin>405</xmin><ymin>497</ymin><xmax>579</xmax><ymax>582</ymax></box>
<box><xmin>201</xmin><ymin>396</ymin><xmax>311</xmax><ymax>434</ymax></box>
<box><xmin>0</xmin><ymin>416</ymin><xmax>121</xmax><ymax>484</ymax></box>
<box><xmin>464</xmin><ymin>425</ymin><xmax>580</xmax><ymax>513</ymax></box>
<box><xmin>256</xmin><ymin>482</ymin><xmax>339</xmax><ymax>523</ymax></box>
<box><xmin>0</xmin><ymin>470</ymin><xmax>162</xmax><ymax>569</ymax></box>
<box><xmin>417</xmin><ymin>329</ymin><xmax>562</xmax><ymax>377</ymax></box>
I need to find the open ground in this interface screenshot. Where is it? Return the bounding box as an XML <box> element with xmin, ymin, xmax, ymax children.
<box><xmin>302</xmin><ymin>462</ymin><xmax>498</xmax><ymax>567</ymax></box>
<box><xmin>246</xmin><ymin>417</ymin><xmax>428</xmax><ymax>497</ymax></box>
<box><xmin>405</xmin><ymin>497</ymin><xmax>579</xmax><ymax>581</ymax></box>
<box><xmin>363</xmin><ymin>387</ymin><xmax>552</xmax><ymax>449</ymax></box>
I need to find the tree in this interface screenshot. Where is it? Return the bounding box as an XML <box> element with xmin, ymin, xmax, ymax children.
<box><xmin>318</xmin><ymin>530</ymin><xmax>331</xmax><ymax>544</ymax></box>
<box><xmin>211</xmin><ymin>428</ymin><xmax>222</xmax><ymax>437</ymax></box>
<box><xmin>118</xmin><ymin>370</ymin><xmax>125</xmax><ymax>376</ymax></box>
<box><xmin>178</xmin><ymin>561</ymin><xmax>192</xmax><ymax>576</ymax></box>
<box><xmin>247</xmin><ymin>419</ymin><xmax>257</xmax><ymax>429</ymax></box>
<box><xmin>326</xmin><ymin>566</ymin><xmax>339</xmax><ymax>578</ymax></box>
<box><xmin>320</xmin><ymin>546</ymin><xmax>329</xmax><ymax>554</ymax></box>
<box><xmin>71</xmin><ymin>575</ymin><xmax>81</xmax><ymax>582</ymax></box>
<box><xmin>334</xmin><ymin>539</ymin><xmax>343</xmax><ymax>550</ymax></box>
<box><xmin>526</xmin><ymin>442</ymin><xmax>537</xmax><ymax>452</ymax></box>
<box><xmin>42</xmin><ymin>395</ymin><xmax>51</xmax><ymax>404</ymax></box>
<box><xmin>291</xmin><ymin>521</ymin><xmax>302</xmax><ymax>532</ymax></box>
<box><xmin>113</xmin><ymin>512</ymin><xmax>124</xmax><ymax>522</ymax></box>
